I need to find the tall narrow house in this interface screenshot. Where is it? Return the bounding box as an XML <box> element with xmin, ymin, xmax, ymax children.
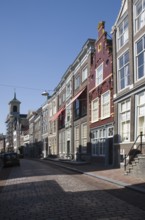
<box><xmin>89</xmin><ymin>22</ymin><xmax>114</xmax><ymax>166</ymax></box>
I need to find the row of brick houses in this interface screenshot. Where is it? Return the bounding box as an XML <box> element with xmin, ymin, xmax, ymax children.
<box><xmin>4</xmin><ymin>0</ymin><xmax>145</xmax><ymax>168</ymax></box>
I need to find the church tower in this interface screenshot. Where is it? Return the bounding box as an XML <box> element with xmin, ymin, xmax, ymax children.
<box><xmin>5</xmin><ymin>92</ymin><xmax>21</xmax><ymax>152</ymax></box>
<box><xmin>9</xmin><ymin>92</ymin><xmax>21</xmax><ymax>116</ymax></box>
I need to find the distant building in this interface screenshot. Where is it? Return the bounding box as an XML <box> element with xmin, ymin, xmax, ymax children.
<box><xmin>41</xmin><ymin>100</ymin><xmax>49</xmax><ymax>158</ymax></box>
<box><xmin>0</xmin><ymin>133</ymin><xmax>6</xmax><ymax>153</ymax></box>
<box><xmin>52</xmin><ymin>39</ymin><xmax>95</xmax><ymax>160</ymax></box>
<box><xmin>5</xmin><ymin>93</ymin><xmax>28</xmax><ymax>153</ymax></box>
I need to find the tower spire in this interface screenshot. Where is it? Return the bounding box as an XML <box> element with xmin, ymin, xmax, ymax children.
<box><xmin>14</xmin><ymin>88</ymin><xmax>16</xmax><ymax>99</ymax></box>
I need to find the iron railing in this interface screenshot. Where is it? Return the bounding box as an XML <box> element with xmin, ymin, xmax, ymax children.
<box><xmin>124</xmin><ymin>132</ymin><xmax>145</xmax><ymax>171</ymax></box>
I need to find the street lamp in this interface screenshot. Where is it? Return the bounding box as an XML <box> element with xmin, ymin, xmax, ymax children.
<box><xmin>41</xmin><ymin>91</ymin><xmax>50</xmax><ymax>99</ymax></box>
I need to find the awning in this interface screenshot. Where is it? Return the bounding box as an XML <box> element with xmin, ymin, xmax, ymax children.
<box><xmin>67</xmin><ymin>87</ymin><xmax>86</xmax><ymax>107</ymax></box>
<box><xmin>50</xmin><ymin>106</ymin><xmax>65</xmax><ymax>122</ymax></box>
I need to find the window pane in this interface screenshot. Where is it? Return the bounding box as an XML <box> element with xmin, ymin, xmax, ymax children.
<box><xmin>124</xmin><ymin>17</ymin><xmax>128</xmax><ymax>30</ymax></box>
<box><xmin>144</xmin><ymin>0</ymin><xmax>145</xmax><ymax>8</ymax></box>
<box><xmin>139</xmin><ymin>92</ymin><xmax>145</xmax><ymax>104</ymax></box>
<box><xmin>136</xmin><ymin>1</ymin><xmax>142</xmax><ymax>16</ymax></box>
<box><xmin>119</xmin><ymin>56</ymin><xmax>123</xmax><ymax>68</ymax></box>
<box><xmin>137</xmin><ymin>39</ymin><xmax>143</xmax><ymax>54</ymax></box>
<box><xmin>138</xmin><ymin>52</ymin><xmax>144</xmax><ymax>66</ymax></box>
<box><xmin>139</xmin><ymin>106</ymin><xmax>145</xmax><ymax>115</ymax></box>
<box><xmin>124</xmin><ymin>51</ymin><xmax>129</xmax><ymax>63</ymax></box>
<box><xmin>96</xmin><ymin>63</ymin><xmax>103</xmax><ymax>85</ymax></box>
<box><xmin>82</xmin><ymin>67</ymin><xmax>88</xmax><ymax>82</ymax></box>
<box><xmin>118</xmin><ymin>51</ymin><xmax>130</xmax><ymax>90</ymax></box>
<box><xmin>120</xmin><ymin>99</ymin><xmax>130</xmax><ymax>142</ymax></box>
<box><xmin>118</xmin><ymin>17</ymin><xmax>128</xmax><ymax>48</ymax></box>
<box><xmin>119</xmin><ymin>23</ymin><xmax>123</xmax><ymax>35</ymax></box>
<box><xmin>138</xmin><ymin>53</ymin><xmax>144</xmax><ymax>78</ymax></box>
<box><xmin>92</xmin><ymin>99</ymin><xmax>99</xmax><ymax>122</ymax></box>
<box><xmin>101</xmin><ymin>91</ymin><xmax>110</xmax><ymax>118</ymax></box>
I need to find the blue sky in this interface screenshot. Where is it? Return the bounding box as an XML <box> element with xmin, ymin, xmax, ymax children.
<box><xmin>0</xmin><ymin>0</ymin><xmax>121</xmax><ymax>134</ymax></box>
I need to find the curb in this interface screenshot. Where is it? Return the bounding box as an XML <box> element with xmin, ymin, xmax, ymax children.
<box><xmin>41</xmin><ymin>158</ymin><xmax>145</xmax><ymax>194</ymax></box>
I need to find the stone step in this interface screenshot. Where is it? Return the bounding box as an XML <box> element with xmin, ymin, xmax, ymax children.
<box><xmin>127</xmin><ymin>153</ymin><xmax>145</xmax><ymax>179</ymax></box>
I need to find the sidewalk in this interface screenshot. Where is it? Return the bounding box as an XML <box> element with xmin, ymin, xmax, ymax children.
<box><xmin>44</xmin><ymin>158</ymin><xmax>145</xmax><ymax>194</ymax></box>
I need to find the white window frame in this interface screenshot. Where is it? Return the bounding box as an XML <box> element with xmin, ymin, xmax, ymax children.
<box><xmin>101</xmin><ymin>91</ymin><xmax>110</xmax><ymax>119</ymax></box>
<box><xmin>118</xmin><ymin>16</ymin><xmax>128</xmax><ymax>50</ymax></box>
<box><xmin>95</xmin><ymin>63</ymin><xmax>103</xmax><ymax>86</ymax></box>
<box><xmin>59</xmin><ymin>131</ymin><xmax>65</xmax><ymax>155</ymax></box>
<box><xmin>91</xmin><ymin>130</ymin><xmax>99</xmax><ymax>156</ymax></box>
<box><xmin>82</xmin><ymin>66</ymin><xmax>88</xmax><ymax>82</ymax></box>
<box><xmin>91</xmin><ymin>128</ymin><xmax>106</xmax><ymax>156</ymax></box>
<box><xmin>49</xmin><ymin>121</ymin><xmax>52</xmax><ymax>134</ymax></box>
<box><xmin>52</xmin><ymin>100</ymin><xmax>56</xmax><ymax>115</ymax></box>
<box><xmin>49</xmin><ymin>104</ymin><xmax>52</xmax><ymax>117</ymax></box>
<box><xmin>81</xmin><ymin>123</ymin><xmax>87</xmax><ymax>153</ymax></box>
<box><xmin>119</xmin><ymin>99</ymin><xmax>131</xmax><ymax>143</ymax></box>
<box><xmin>118</xmin><ymin>50</ymin><xmax>130</xmax><ymax>91</ymax></box>
<box><xmin>53</xmin><ymin>121</ymin><xmax>56</xmax><ymax>133</ymax></box>
<box><xmin>91</xmin><ymin>98</ymin><xmax>99</xmax><ymax>122</ymax></box>
<box><xmin>136</xmin><ymin>92</ymin><xmax>145</xmax><ymax>137</ymax></box>
<box><xmin>74</xmin><ymin>126</ymin><xmax>79</xmax><ymax>152</ymax></box>
<box><xmin>135</xmin><ymin>35</ymin><xmax>145</xmax><ymax>81</ymax></box>
<box><xmin>107</xmin><ymin>126</ymin><xmax>114</xmax><ymax>137</ymax></box>
<box><xmin>134</xmin><ymin>0</ymin><xmax>145</xmax><ymax>33</ymax></box>
<box><xmin>65</xmin><ymin>106</ymin><xmax>71</xmax><ymax>123</ymax></box>
<box><xmin>75</xmin><ymin>75</ymin><xmax>80</xmax><ymax>90</ymax></box>
<box><xmin>62</xmin><ymin>93</ymin><xmax>66</xmax><ymax>102</ymax></box>
<box><xmin>59</xmin><ymin>96</ymin><xmax>62</xmax><ymax>106</ymax></box>
<box><xmin>66</xmin><ymin>82</ymin><xmax>71</xmax><ymax>98</ymax></box>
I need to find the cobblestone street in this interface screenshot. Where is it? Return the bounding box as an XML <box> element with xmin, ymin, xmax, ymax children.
<box><xmin>0</xmin><ymin>159</ymin><xmax>145</xmax><ymax>220</ymax></box>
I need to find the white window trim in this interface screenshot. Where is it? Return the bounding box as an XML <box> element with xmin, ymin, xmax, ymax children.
<box><xmin>101</xmin><ymin>90</ymin><xmax>110</xmax><ymax>119</ymax></box>
<box><xmin>117</xmin><ymin>50</ymin><xmax>130</xmax><ymax>92</ymax></box>
<box><xmin>81</xmin><ymin>123</ymin><xmax>87</xmax><ymax>153</ymax></box>
<box><xmin>136</xmin><ymin>91</ymin><xmax>145</xmax><ymax>138</ymax></box>
<box><xmin>135</xmin><ymin>34</ymin><xmax>145</xmax><ymax>82</ymax></box>
<box><xmin>91</xmin><ymin>98</ymin><xmax>99</xmax><ymax>123</ymax></box>
<box><xmin>134</xmin><ymin>0</ymin><xmax>145</xmax><ymax>33</ymax></box>
<box><xmin>119</xmin><ymin>99</ymin><xmax>131</xmax><ymax>143</ymax></box>
<box><xmin>91</xmin><ymin>128</ymin><xmax>106</xmax><ymax>156</ymax></box>
<box><xmin>66</xmin><ymin>82</ymin><xmax>71</xmax><ymax>99</ymax></box>
<box><xmin>117</xmin><ymin>16</ymin><xmax>129</xmax><ymax>50</ymax></box>
<box><xmin>82</xmin><ymin>66</ymin><xmax>88</xmax><ymax>82</ymax></box>
<box><xmin>74</xmin><ymin>125</ymin><xmax>79</xmax><ymax>153</ymax></box>
<box><xmin>107</xmin><ymin>126</ymin><xmax>114</xmax><ymax>137</ymax></box>
<box><xmin>75</xmin><ymin>75</ymin><xmax>80</xmax><ymax>90</ymax></box>
<box><xmin>95</xmin><ymin>63</ymin><xmax>103</xmax><ymax>86</ymax></box>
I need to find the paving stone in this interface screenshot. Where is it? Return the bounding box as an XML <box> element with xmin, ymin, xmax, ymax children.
<box><xmin>0</xmin><ymin>159</ymin><xmax>145</xmax><ymax>220</ymax></box>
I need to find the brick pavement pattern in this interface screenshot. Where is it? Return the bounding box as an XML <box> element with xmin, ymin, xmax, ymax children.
<box><xmin>0</xmin><ymin>159</ymin><xmax>145</xmax><ymax>220</ymax></box>
<box><xmin>48</xmin><ymin>159</ymin><xmax>145</xmax><ymax>192</ymax></box>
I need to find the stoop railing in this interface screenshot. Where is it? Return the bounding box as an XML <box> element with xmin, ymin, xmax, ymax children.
<box><xmin>124</xmin><ymin>132</ymin><xmax>145</xmax><ymax>172</ymax></box>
